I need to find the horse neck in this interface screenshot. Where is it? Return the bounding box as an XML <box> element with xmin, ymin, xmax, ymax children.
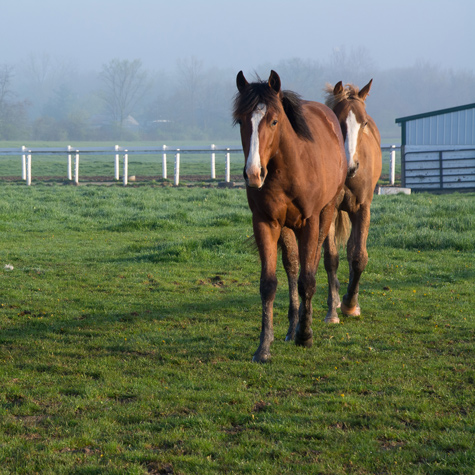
<box><xmin>366</xmin><ymin>117</ymin><xmax>381</xmax><ymax>145</ymax></box>
<box><xmin>275</xmin><ymin>117</ymin><xmax>302</xmax><ymax>164</ymax></box>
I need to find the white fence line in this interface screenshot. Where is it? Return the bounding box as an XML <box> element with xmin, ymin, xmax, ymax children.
<box><xmin>1</xmin><ymin>144</ymin><xmax>399</xmax><ymax>186</ymax></box>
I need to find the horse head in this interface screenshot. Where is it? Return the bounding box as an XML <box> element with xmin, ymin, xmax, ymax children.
<box><xmin>234</xmin><ymin>70</ymin><xmax>284</xmax><ymax>189</ymax></box>
<box><xmin>328</xmin><ymin>79</ymin><xmax>372</xmax><ymax>178</ymax></box>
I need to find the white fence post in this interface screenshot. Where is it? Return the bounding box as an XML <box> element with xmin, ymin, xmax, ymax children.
<box><xmin>162</xmin><ymin>144</ymin><xmax>167</xmax><ymax>179</ymax></box>
<box><xmin>174</xmin><ymin>150</ymin><xmax>180</xmax><ymax>186</ymax></box>
<box><xmin>115</xmin><ymin>145</ymin><xmax>120</xmax><ymax>180</ymax></box>
<box><xmin>390</xmin><ymin>145</ymin><xmax>396</xmax><ymax>185</ymax></box>
<box><xmin>225</xmin><ymin>148</ymin><xmax>231</xmax><ymax>183</ymax></box>
<box><xmin>22</xmin><ymin>146</ymin><xmax>27</xmax><ymax>180</ymax></box>
<box><xmin>67</xmin><ymin>145</ymin><xmax>72</xmax><ymax>180</ymax></box>
<box><xmin>211</xmin><ymin>144</ymin><xmax>216</xmax><ymax>179</ymax></box>
<box><xmin>74</xmin><ymin>151</ymin><xmax>80</xmax><ymax>185</ymax></box>
<box><xmin>123</xmin><ymin>151</ymin><xmax>128</xmax><ymax>186</ymax></box>
<box><xmin>26</xmin><ymin>152</ymin><xmax>32</xmax><ymax>186</ymax></box>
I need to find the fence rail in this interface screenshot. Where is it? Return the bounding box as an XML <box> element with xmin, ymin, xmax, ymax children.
<box><xmin>0</xmin><ymin>144</ymin><xmax>400</xmax><ymax>186</ymax></box>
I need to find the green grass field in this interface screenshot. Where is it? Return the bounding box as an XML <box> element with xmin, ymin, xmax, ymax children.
<box><xmin>0</xmin><ymin>184</ymin><xmax>473</xmax><ymax>474</ymax></box>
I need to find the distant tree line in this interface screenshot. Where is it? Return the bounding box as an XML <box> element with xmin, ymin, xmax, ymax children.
<box><xmin>0</xmin><ymin>49</ymin><xmax>474</xmax><ymax>143</ymax></box>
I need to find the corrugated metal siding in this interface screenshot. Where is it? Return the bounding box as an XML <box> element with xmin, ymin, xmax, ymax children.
<box><xmin>405</xmin><ymin>108</ymin><xmax>475</xmax><ymax>146</ymax></box>
<box><xmin>403</xmin><ymin>147</ymin><xmax>475</xmax><ymax>190</ymax></box>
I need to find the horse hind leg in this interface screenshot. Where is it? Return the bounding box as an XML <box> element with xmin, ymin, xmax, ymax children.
<box><xmin>279</xmin><ymin>227</ymin><xmax>299</xmax><ymax>341</ymax></box>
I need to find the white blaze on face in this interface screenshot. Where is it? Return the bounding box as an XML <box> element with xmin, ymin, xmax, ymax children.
<box><xmin>246</xmin><ymin>104</ymin><xmax>267</xmax><ymax>178</ymax></box>
<box><xmin>344</xmin><ymin>110</ymin><xmax>360</xmax><ymax>170</ymax></box>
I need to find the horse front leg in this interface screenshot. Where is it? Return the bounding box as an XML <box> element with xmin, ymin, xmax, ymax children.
<box><xmin>279</xmin><ymin>227</ymin><xmax>299</xmax><ymax>341</ymax></box>
<box><xmin>295</xmin><ymin>201</ymin><xmax>338</xmax><ymax>345</ymax></box>
<box><xmin>252</xmin><ymin>219</ymin><xmax>280</xmax><ymax>363</ymax></box>
<box><xmin>323</xmin><ymin>213</ymin><xmax>341</xmax><ymax>324</ymax></box>
<box><xmin>294</xmin><ymin>217</ymin><xmax>322</xmax><ymax>348</ymax></box>
<box><xmin>342</xmin><ymin>205</ymin><xmax>370</xmax><ymax>317</ymax></box>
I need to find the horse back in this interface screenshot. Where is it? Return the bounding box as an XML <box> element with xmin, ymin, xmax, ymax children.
<box><xmin>304</xmin><ymin>101</ymin><xmax>344</xmax><ymax>148</ymax></box>
<box><xmin>302</xmin><ymin>100</ymin><xmax>347</xmax><ymax>182</ymax></box>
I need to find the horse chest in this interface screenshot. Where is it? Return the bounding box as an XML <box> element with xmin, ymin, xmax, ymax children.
<box><xmin>251</xmin><ymin>184</ymin><xmax>318</xmax><ymax>229</ymax></box>
<box><xmin>284</xmin><ymin>202</ymin><xmax>308</xmax><ymax>229</ymax></box>
<box><xmin>247</xmin><ymin>188</ymin><xmax>306</xmax><ymax>229</ymax></box>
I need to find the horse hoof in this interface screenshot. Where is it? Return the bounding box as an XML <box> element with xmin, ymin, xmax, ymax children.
<box><xmin>295</xmin><ymin>334</ymin><xmax>313</xmax><ymax>348</ymax></box>
<box><xmin>285</xmin><ymin>332</ymin><xmax>296</xmax><ymax>342</ymax></box>
<box><xmin>325</xmin><ymin>315</ymin><xmax>340</xmax><ymax>324</ymax></box>
<box><xmin>341</xmin><ymin>303</ymin><xmax>361</xmax><ymax>317</ymax></box>
<box><xmin>252</xmin><ymin>352</ymin><xmax>271</xmax><ymax>363</ymax></box>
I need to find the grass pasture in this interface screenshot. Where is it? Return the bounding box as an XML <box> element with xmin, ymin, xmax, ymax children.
<box><xmin>0</xmin><ymin>184</ymin><xmax>474</xmax><ymax>474</ymax></box>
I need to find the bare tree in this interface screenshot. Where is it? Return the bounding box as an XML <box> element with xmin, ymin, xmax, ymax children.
<box><xmin>19</xmin><ymin>53</ymin><xmax>78</xmax><ymax>119</ymax></box>
<box><xmin>0</xmin><ymin>64</ymin><xmax>15</xmax><ymax>107</ymax></box>
<box><xmin>99</xmin><ymin>58</ymin><xmax>149</xmax><ymax>132</ymax></box>
<box><xmin>0</xmin><ymin>64</ymin><xmax>30</xmax><ymax>139</ymax></box>
<box><xmin>25</xmin><ymin>52</ymin><xmax>53</xmax><ymax>86</ymax></box>
<box><xmin>327</xmin><ymin>46</ymin><xmax>377</xmax><ymax>85</ymax></box>
<box><xmin>177</xmin><ymin>56</ymin><xmax>204</xmax><ymax>127</ymax></box>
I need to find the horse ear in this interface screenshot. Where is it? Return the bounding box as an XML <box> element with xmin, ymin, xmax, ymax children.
<box><xmin>236</xmin><ymin>71</ymin><xmax>249</xmax><ymax>93</ymax></box>
<box><xmin>268</xmin><ymin>70</ymin><xmax>281</xmax><ymax>93</ymax></box>
<box><xmin>359</xmin><ymin>79</ymin><xmax>373</xmax><ymax>100</ymax></box>
<box><xmin>333</xmin><ymin>81</ymin><xmax>344</xmax><ymax>96</ymax></box>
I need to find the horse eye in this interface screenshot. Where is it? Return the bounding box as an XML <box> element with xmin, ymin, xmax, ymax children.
<box><xmin>271</xmin><ymin>120</ymin><xmax>278</xmax><ymax>126</ymax></box>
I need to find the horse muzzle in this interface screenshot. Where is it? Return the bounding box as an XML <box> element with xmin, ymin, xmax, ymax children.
<box><xmin>243</xmin><ymin>166</ymin><xmax>266</xmax><ymax>189</ymax></box>
<box><xmin>347</xmin><ymin>161</ymin><xmax>359</xmax><ymax>179</ymax></box>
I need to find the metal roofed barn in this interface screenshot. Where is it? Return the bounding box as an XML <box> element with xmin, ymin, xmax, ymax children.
<box><xmin>396</xmin><ymin>103</ymin><xmax>475</xmax><ymax>192</ymax></box>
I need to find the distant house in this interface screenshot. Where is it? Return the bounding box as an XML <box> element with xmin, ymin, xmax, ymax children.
<box><xmin>123</xmin><ymin>115</ymin><xmax>139</xmax><ymax>130</ymax></box>
<box><xmin>90</xmin><ymin>114</ymin><xmax>140</xmax><ymax>130</ymax></box>
<box><xmin>396</xmin><ymin>103</ymin><xmax>475</xmax><ymax>191</ymax></box>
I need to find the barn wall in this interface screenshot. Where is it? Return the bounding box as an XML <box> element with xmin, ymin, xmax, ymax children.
<box><xmin>398</xmin><ymin>104</ymin><xmax>475</xmax><ymax>190</ymax></box>
<box><xmin>405</xmin><ymin>108</ymin><xmax>475</xmax><ymax>146</ymax></box>
<box><xmin>403</xmin><ymin>145</ymin><xmax>475</xmax><ymax>190</ymax></box>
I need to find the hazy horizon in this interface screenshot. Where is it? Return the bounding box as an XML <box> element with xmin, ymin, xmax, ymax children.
<box><xmin>2</xmin><ymin>0</ymin><xmax>474</xmax><ymax>74</ymax></box>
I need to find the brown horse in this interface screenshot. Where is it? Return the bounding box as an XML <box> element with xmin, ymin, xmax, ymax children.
<box><xmin>233</xmin><ymin>70</ymin><xmax>347</xmax><ymax>362</ymax></box>
<box><xmin>323</xmin><ymin>80</ymin><xmax>382</xmax><ymax>323</ymax></box>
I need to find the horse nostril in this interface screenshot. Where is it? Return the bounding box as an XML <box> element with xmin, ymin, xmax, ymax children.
<box><xmin>243</xmin><ymin>168</ymin><xmax>248</xmax><ymax>181</ymax></box>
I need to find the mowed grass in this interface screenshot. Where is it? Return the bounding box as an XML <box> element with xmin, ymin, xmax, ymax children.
<box><xmin>0</xmin><ymin>184</ymin><xmax>474</xmax><ymax>474</ymax></box>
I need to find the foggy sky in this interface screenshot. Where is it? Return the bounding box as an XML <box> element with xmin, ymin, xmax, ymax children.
<box><xmin>2</xmin><ymin>0</ymin><xmax>474</xmax><ymax>74</ymax></box>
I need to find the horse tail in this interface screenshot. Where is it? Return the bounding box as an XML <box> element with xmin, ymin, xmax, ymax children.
<box><xmin>334</xmin><ymin>210</ymin><xmax>351</xmax><ymax>249</ymax></box>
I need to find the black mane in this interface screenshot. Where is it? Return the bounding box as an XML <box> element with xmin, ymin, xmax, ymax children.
<box><xmin>233</xmin><ymin>79</ymin><xmax>314</xmax><ymax>142</ymax></box>
<box><xmin>281</xmin><ymin>91</ymin><xmax>314</xmax><ymax>142</ymax></box>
